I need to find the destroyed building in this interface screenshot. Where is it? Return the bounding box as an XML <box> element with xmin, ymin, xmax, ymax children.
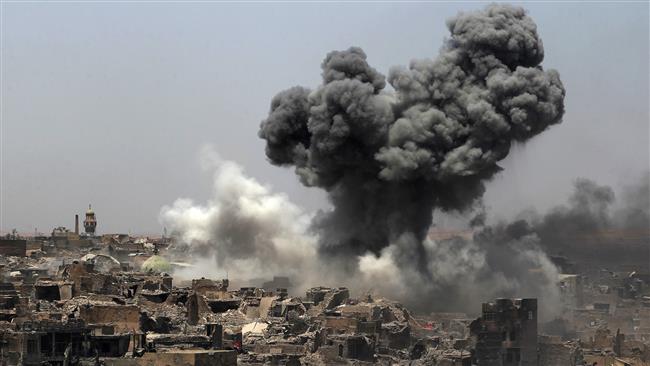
<box><xmin>470</xmin><ymin>298</ymin><xmax>538</xmax><ymax>366</ymax></box>
<box><xmin>1</xmin><ymin>199</ymin><xmax>650</xmax><ymax>366</ymax></box>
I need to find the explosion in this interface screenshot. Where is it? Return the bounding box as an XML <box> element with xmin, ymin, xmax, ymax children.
<box><xmin>258</xmin><ymin>4</ymin><xmax>565</xmax><ymax>275</ymax></box>
<box><xmin>162</xmin><ymin>4</ymin><xmax>567</xmax><ymax>316</ymax></box>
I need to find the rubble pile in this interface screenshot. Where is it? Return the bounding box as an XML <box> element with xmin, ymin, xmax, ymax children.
<box><xmin>1</xmin><ymin>230</ymin><xmax>649</xmax><ymax>366</ymax></box>
<box><xmin>0</xmin><ymin>231</ymin><xmax>475</xmax><ymax>366</ymax></box>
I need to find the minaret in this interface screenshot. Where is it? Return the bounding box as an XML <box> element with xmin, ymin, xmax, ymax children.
<box><xmin>83</xmin><ymin>204</ymin><xmax>97</xmax><ymax>235</ymax></box>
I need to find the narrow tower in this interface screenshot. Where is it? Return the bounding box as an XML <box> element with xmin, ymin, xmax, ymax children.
<box><xmin>83</xmin><ymin>204</ymin><xmax>97</xmax><ymax>235</ymax></box>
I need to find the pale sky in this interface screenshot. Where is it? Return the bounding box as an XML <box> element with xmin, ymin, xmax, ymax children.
<box><xmin>1</xmin><ymin>2</ymin><xmax>648</xmax><ymax>235</ymax></box>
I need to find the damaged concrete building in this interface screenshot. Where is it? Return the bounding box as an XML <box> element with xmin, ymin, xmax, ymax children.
<box><xmin>470</xmin><ymin>299</ymin><xmax>537</xmax><ymax>366</ymax></box>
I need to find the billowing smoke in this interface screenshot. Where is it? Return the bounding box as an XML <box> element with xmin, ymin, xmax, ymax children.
<box><xmin>161</xmin><ymin>4</ymin><xmax>568</xmax><ymax>315</ymax></box>
<box><xmin>159</xmin><ymin>147</ymin><xmax>561</xmax><ymax>317</ymax></box>
<box><xmin>357</xmin><ymin>230</ymin><xmax>561</xmax><ymax>317</ymax></box>
<box><xmin>516</xmin><ymin>175</ymin><xmax>650</xmax><ymax>268</ymax></box>
<box><xmin>616</xmin><ymin>174</ymin><xmax>650</xmax><ymax>231</ymax></box>
<box><xmin>259</xmin><ymin>4</ymin><xmax>565</xmax><ymax>277</ymax></box>
<box><xmin>159</xmin><ymin>147</ymin><xmax>320</xmax><ymax>286</ymax></box>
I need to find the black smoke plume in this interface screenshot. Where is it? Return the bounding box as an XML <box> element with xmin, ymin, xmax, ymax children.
<box><xmin>259</xmin><ymin>4</ymin><xmax>565</xmax><ymax>276</ymax></box>
<box><xmin>418</xmin><ymin>175</ymin><xmax>649</xmax><ymax>314</ymax></box>
<box><xmin>521</xmin><ymin>176</ymin><xmax>650</xmax><ymax>268</ymax></box>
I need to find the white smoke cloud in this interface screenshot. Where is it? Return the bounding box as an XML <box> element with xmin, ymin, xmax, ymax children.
<box><xmin>159</xmin><ymin>146</ymin><xmax>319</xmax><ymax>288</ymax></box>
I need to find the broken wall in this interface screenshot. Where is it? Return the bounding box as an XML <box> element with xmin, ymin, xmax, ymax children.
<box><xmin>79</xmin><ymin>304</ymin><xmax>140</xmax><ymax>333</ymax></box>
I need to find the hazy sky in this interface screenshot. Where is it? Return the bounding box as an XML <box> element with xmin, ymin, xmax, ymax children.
<box><xmin>1</xmin><ymin>2</ymin><xmax>648</xmax><ymax>235</ymax></box>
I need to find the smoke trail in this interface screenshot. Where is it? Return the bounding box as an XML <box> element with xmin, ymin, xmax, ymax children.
<box><xmin>259</xmin><ymin>4</ymin><xmax>565</xmax><ymax>277</ymax></box>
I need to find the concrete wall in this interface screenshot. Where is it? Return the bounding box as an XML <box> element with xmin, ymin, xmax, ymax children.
<box><xmin>26</xmin><ymin>240</ymin><xmax>44</xmax><ymax>251</ymax></box>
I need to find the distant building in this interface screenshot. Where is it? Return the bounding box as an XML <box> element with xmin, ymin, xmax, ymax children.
<box><xmin>51</xmin><ymin>227</ymin><xmax>79</xmax><ymax>241</ymax></box>
<box><xmin>83</xmin><ymin>204</ymin><xmax>97</xmax><ymax>235</ymax></box>
<box><xmin>51</xmin><ymin>227</ymin><xmax>92</xmax><ymax>249</ymax></box>
<box><xmin>470</xmin><ymin>298</ymin><xmax>537</xmax><ymax>366</ymax></box>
